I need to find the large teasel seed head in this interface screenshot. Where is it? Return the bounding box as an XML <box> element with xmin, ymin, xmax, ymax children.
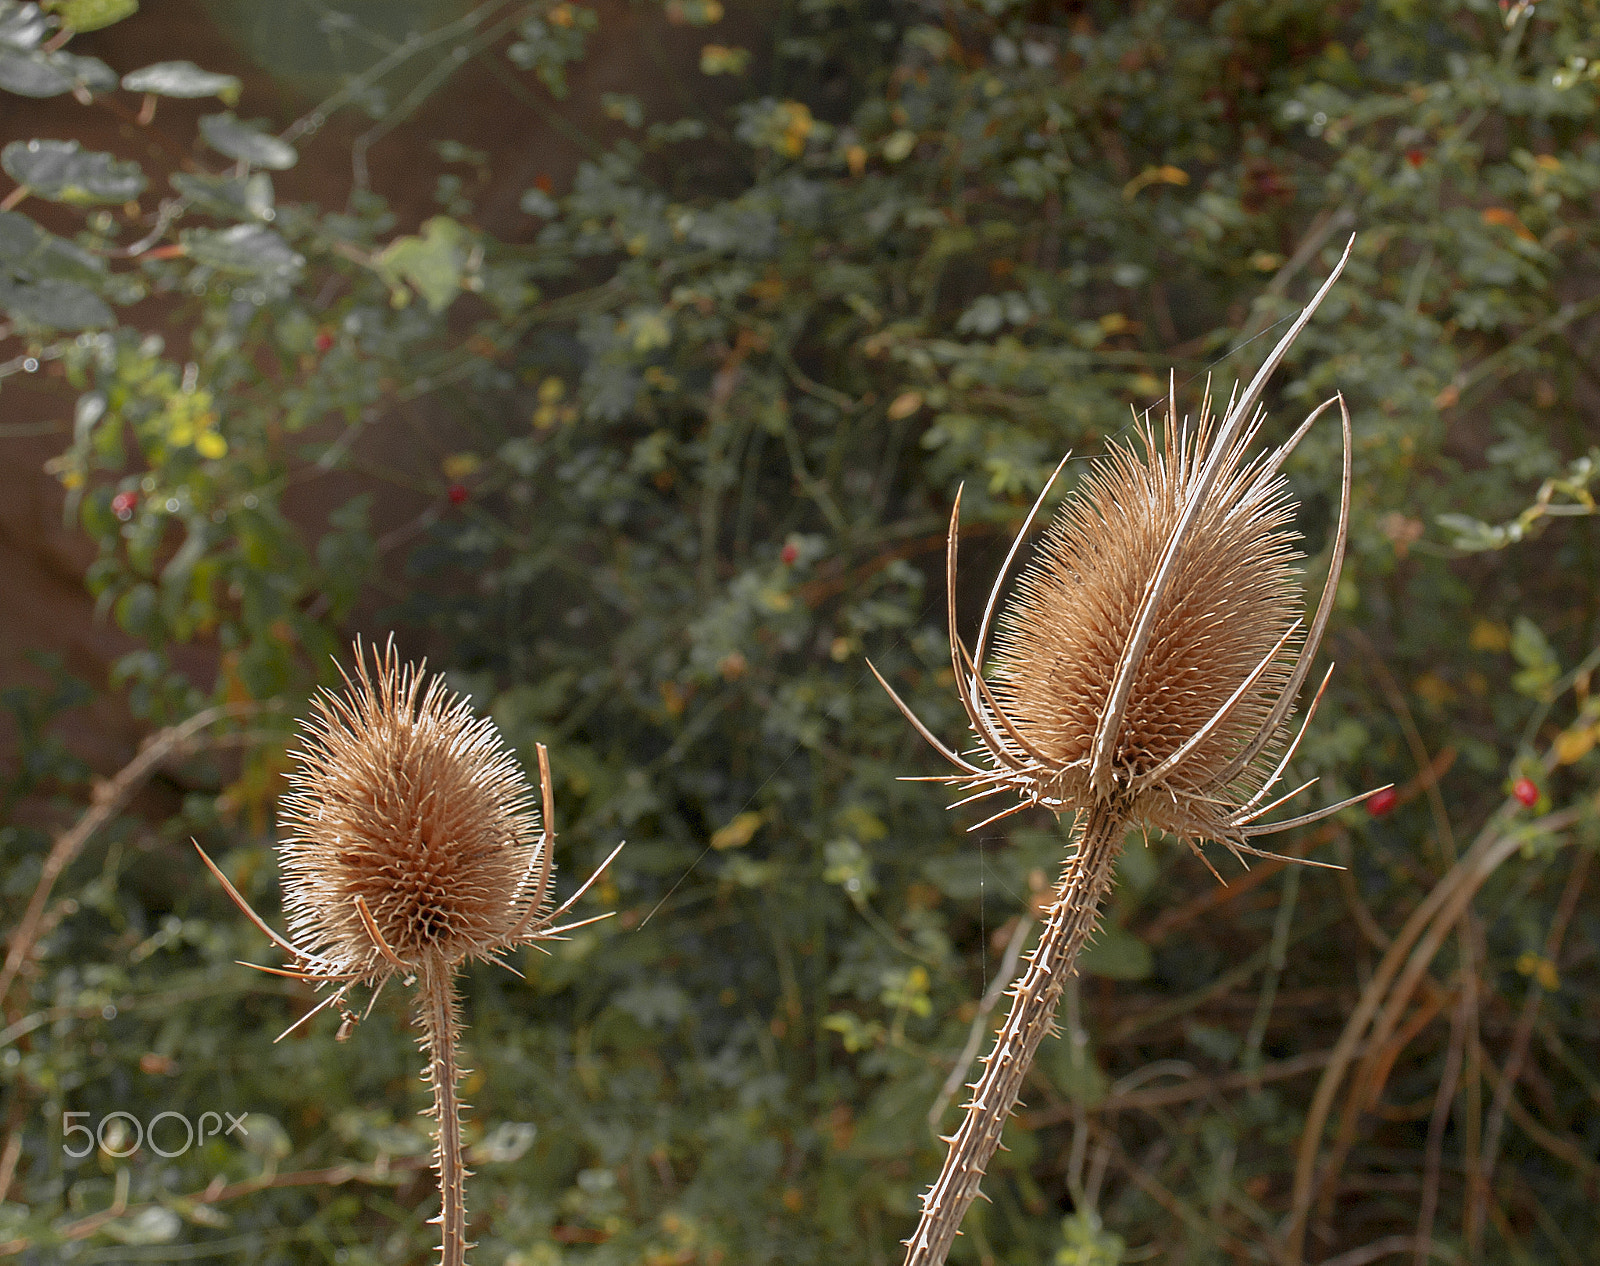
<box><xmin>872</xmin><ymin>239</ymin><xmax>1377</xmax><ymax>865</ymax></box>
<box><xmin>989</xmin><ymin>401</ymin><xmax>1303</xmax><ymax>840</ymax></box>
<box><xmin>277</xmin><ymin>638</ymin><xmax>547</xmax><ymax>976</ymax></box>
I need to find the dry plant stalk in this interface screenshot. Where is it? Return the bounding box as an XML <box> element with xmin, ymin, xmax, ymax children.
<box><xmin>871</xmin><ymin>239</ymin><xmax>1384</xmax><ymax>1266</ymax></box>
<box><xmin>197</xmin><ymin>639</ymin><xmax>620</xmax><ymax>1266</ymax></box>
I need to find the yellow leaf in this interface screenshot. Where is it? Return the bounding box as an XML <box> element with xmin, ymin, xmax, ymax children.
<box><xmin>1470</xmin><ymin>619</ymin><xmax>1510</xmax><ymax>652</ymax></box>
<box><xmin>700</xmin><ymin>44</ymin><xmax>750</xmax><ymax>75</ymax></box>
<box><xmin>442</xmin><ymin>452</ymin><xmax>481</xmax><ymax>480</ymax></box>
<box><xmin>881</xmin><ymin>128</ymin><xmax>916</xmax><ymax>163</ymax></box>
<box><xmin>711</xmin><ymin>810</ymin><xmax>764</xmax><ymax>850</ymax></box>
<box><xmin>837</xmin><ymin>804</ymin><xmax>886</xmax><ymax>842</ymax></box>
<box><xmin>886</xmin><ymin>390</ymin><xmax>923</xmax><ymax>420</ymax></box>
<box><xmin>1413</xmin><ymin>672</ymin><xmax>1455</xmax><ymax>707</ymax></box>
<box><xmin>1554</xmin><ymin>726</ymin><xmax>1595</xmax><ymax>765</ymax></box>
<box><xmin>1516</xmin><ymin>952</ymin><xmax>1559</xmax><ymax>990</ymax></box>
<box><xmin>1481</xmin><ymin>206</ymin><xmax>1537</xmax><ymax>242</ymax></box>
<box><xmin>1122</xmin><ymin>164</ymin><xmax>1189</xmax><ymax>199</ymax></box>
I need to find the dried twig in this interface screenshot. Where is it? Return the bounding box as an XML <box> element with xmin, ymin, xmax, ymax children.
<box><xmin>0</xmin><ymin>702</ymin><xmax>259</xmax><ymax>1012</ymax></box>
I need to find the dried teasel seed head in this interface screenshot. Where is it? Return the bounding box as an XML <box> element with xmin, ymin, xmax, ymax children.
<box><xmin>872</xmin><ymin>240</ymin><xmax>1381</xmax><ymax>868</ymax></box>
<box><xmin>277</xmin><ymin>638</ymin><xmax>547</xmax><ymax>977</ymax></box>
<box><xmin>990</xmin><ymin>402</ymin><xmax>1302</xmax><ymax>839</ymax></box>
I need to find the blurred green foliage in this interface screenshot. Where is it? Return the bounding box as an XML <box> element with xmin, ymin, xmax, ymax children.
<box><xmin>3</xmin><ymin>0</ymin><xmax>1600</xmax><ymax>1263</ymax></box>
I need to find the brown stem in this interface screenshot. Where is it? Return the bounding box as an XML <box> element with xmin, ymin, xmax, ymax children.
<box><xmin>420</xmin><ymin>958</ymin><xmax>471</xmax><ymax>1266</ymax></box>
<box><xmin>904</xmin><ymin>801</ymin><xmax>1128</xmax><ymax>1266</ymax></box>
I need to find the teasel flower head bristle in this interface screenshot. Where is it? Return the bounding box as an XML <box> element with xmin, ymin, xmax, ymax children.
<box><xmin>196</xmin><ymin>637</ymin><xmax>622</xmax><ymax>1266</ymax></box>
<box><xmin>873</xmin><ymin>239</ymin><xmax>1388</xmax><ymax>1266</ymax></box>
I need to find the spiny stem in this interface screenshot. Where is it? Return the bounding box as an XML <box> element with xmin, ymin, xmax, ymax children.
<box><xmin>420</xmin><ymin>958</ymin><xmax>471</xmax><ymax>1266</ymax></box>
<box><xmin>904</xmin><ymin>801</ymin><xmax>1128</xmax><ymax>1266</ymax></box>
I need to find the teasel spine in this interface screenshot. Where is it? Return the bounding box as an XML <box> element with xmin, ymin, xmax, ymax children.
<box><xmin>906</xmin><ymin>800</ymin><xmax>1128</xmax><ymax>1266</ymax></box>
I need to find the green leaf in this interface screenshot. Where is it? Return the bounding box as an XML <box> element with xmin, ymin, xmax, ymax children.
<box><xmin>169</xmin><ymin>171</ymin><xmax>273</xmax><ymax>221</ymax></box>
<box><xmin>0</xmin><ymin>211</ymin><xmax>40</xmax><ymax>261</ymax></box>
<box><xmin>1437</xmin><ymin>511</ymin><xmax>1513</xmax><ymax>551</ymax></box>
<box><xmin>121</xmin><ymin>60</ymin><xmax>240</xmax><ymax>103</ymax></box>
<box><xmin>1055</xmin><ymin>1212</ymin><xmax>1126</xmax><ymax>1266</ymax></box>
<box><xmin>0</xmin><ymin>48</ymin><xmax>72</xmax><ymax>96</ymax></box>
<box><xmin>58</xmin><ymin>49</ymin><xmax>116</xmax><ymax>90</ymax></box>
<box><xmin>374</xmin><ymin>215</ymin><xmax>466</xmax><ymax>313</ymax></box>
<box><xmin>198</xmin><ymin>112</ymin><xmax>297</xmax><ymax>170</ymax></box>
<box><xmin>518</xmin><ymin>187</ymin><xmax>557</xmax><ymax>217</ymax></box>
<box><xmin>0</xmin><ymin>210</ymin><xmax>106</xmax><ymax>284</ymax></box>
<box><xmin>1</xmin><ymin>139</ymin><xmax>146</xmax><ymax>203</ymax></box>
<box><xmin>1509</xmin><ymin>616</ymin><xmax>1560</xmax><ymax>699</ymax></box>
<box><xmin>44</xmin><ymin>0</ymin><xmax>137</xmax><ymax>33</ymax></box>
<box><xmin>0</xmin><ymin>275</ymin><xmax>114</xmax><ymax>328</ymax></box>
<box><xmin>0</xmin><ymin>49</ymin><xmax>112</xmax><ymax>97</ymax></box>
<box><xmin>179</xmin><ymin>224</ymin><xmax>303</xmax><ymax>282</ymax></box>
<box><xmin>0</xmin><ymin>5</ymin><xmax>49</xmax><ymax>48</ymax></box>
<box><xmin>822</xmin><ymin>837</ymin><xmax>877</xmax><ymax>898</ymax></box>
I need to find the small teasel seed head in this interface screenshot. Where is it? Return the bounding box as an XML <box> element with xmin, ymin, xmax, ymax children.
<box><xmin>277</xmin><ymin>638</ymin><xmax>546</xmax><ymax>976</ymax></box>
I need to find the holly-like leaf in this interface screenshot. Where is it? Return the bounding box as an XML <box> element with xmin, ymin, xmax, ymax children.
<box><xmin>180</xmin><ymin>223</ymin><xmax>303</xmax><ymax>282</ymax></box>
<box><xmin>1</xmin><ymin>139</ymin><xmax>146</xmax><ymax>203</ymax></box>
<box><xmin>56</xmin><ymin>48</ymin><xmax>115</xmax><ymax>91</ymax></box>
<box><xmin>198</xmin><ymin>112</ymin><xmax>297</xmax><ymax>170</ymax></box>
<box><xmin>0</xmin><ymin>209</ymin><xmax>105</xmax><ymax>283</ymax></box>
<box><xmin>44</xmin><ymin>0</ymin><xmax>137</xmax><ymax>33</ymax></box>
<box><xmin>121</xmin><ymin>60</ymin><xmax>240</xmax><ymax>102</ymax></box>
<box><xmin>374</xmin><ymin>215</ymin><xmax>467</xmax><ymax>313</ymax></box>
<box><xmin>0</xmin><ymin>47</ymin><xmax>118</xmax><ymax>97</ymax></box>
<box><xmin>0</xmin><ymin>275</ymin><xmax>114</xmax><ymax>328</ymax></box>
<box><xmin>0</xmin><ymin>47</ymin><xmax>71</xmax><ymax>95</ymax></box>
<box><xmin>169</xmin><ymin>171</ymin><xmax>273</xmax><ymax>221</ymax></box>
<box><xmin>0</xmin><ymin>209</ymin><xmax>38</xmax><ymax>261</ymax></box>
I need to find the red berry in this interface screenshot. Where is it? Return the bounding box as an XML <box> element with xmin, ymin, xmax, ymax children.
<box><xmin>111</xmin><ymin>490</ymin><xmax>138</xmax><ymax>520</ymax></box>
<box><xmin>1405</xmin><ymin>148</ymin><xmax>1425</xmax><ymax>168</ymax></box>
<box><xmin>1366</xmin><ymin>787</ymin><xmax>1398</xmax><ymax>817</ymax></box>
<box><xmin>1512</xmin><ymin>777</ymin><xmax>1538</xmax><ymax>808</ymax></box>
<box><xmin>447</xmin><ymin>484</ymin><xmax>469</xmax><ymax>505</ymax></box>
<box><xmin>780</xmin><ymin>542</ymin><xmax>799</xmax><ymax>566</ymax></box>
<box><xmin>314</xmin><ymin>330</ymin><xmax>335</xmax><ymax>353</ymax></box>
